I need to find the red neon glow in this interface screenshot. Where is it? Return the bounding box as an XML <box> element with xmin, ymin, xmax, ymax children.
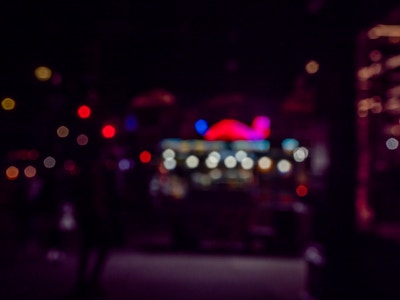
<box><xmin>296</xmin><ymin>185</ymin><xmax>308</xmax><ymax>197</ymax></box>
<box><xmin>204</xmin><ymin>116</ymin><xmax>270</xmax><ymax>141</ymax></box>
<box><xmin>102</xmin><ymin>125</ymin><xmax>116</xmax><ymax>138</ymax></box>
<box><xmin>139</xmin><ymin>151</ymin><xmax>151</xmax><ymax>163</ymax></box>
<box><xmin>77</xmin><ymin>105</ymin><xmax>91</xmax><ymax>119</ymax></box>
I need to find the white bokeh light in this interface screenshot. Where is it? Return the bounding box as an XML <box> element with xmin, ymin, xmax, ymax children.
<box><xmin>277</xmin><ymin>159</ymin><xmax>292</xmax><ymax>174</ymax></box>
<box><xmin>258</xmin><ymin>156</ymin><xmax>272</xmax><ymax>170</ymax></box>
<box><xmin>241</xmin><ymin>157</ymin><xmax>254</xmax><ymax>170</ymax></box>
<box><xmin>205</xmin><ymin>156</ymin><xmax>219</xmax><ymax>168</ymax></box>
<box><xmin>293</xmin><ymin>147</ymin><xmax>309</xmax><ymax>162</ymax></box>
<box><xmin>162</xmin><ymin>148</ymin><xmax>175</xmax><ymax>160</ymax></box>
<box><xmin>386</xmin><ymin>137</ymin><xmax>399</xmax><ymax>150</ymax></box>
<box><xmin>163</xmin><ymin>158</ymin><xmax>177</xmax><ymax>170</ymax></box>
<box><xmin>235</xmin><ymin>150</ymin><xmax>247</xmax><ymax>162</ymax></box>
<box><xmin>185</xmin><ymin>155</ymin><xmax>199</xmax><ymax>169</ymax></box>
<box><xmin>44</xmin><ymin>156</ymin><xmax>56</xmax><ymax>169</ymax></box>
<box><xmin>224</xmin><ymin>155</ymin><xmax>237</xmax><ymax>168</ymax></box>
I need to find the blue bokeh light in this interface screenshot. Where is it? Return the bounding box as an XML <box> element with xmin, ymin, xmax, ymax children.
<box><xmin>195</xmin><ymin>119</ymin><xmax>209</xmax><ymax>135</ymax></box>
<box><xmin>125</xmin><ymin>115</ymin><xmax>138</xmax><ymax>132</ymax></box>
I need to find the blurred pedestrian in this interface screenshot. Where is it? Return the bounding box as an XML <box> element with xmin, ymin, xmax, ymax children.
<box><xmin>71</xmin><ymin>144</ymin><xmax>123</xmax><ymax>298</ymax></box>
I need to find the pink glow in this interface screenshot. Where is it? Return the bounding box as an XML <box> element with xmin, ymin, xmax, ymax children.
<box><xmin>204</xmin><ymin>116</ymin><xmax>270</xmax><ymax>141</ymax></box>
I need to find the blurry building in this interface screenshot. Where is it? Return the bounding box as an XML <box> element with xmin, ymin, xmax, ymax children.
<box><xmin>356</xmin><ymin>7</ymin><xmax>400</xmax><ymax>236</ymax></box>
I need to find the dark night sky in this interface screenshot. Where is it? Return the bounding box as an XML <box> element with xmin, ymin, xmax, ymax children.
<box><xmin>1</xmin><ymin>0</ymin><xmax>399</xmax><ymax>109</ymax></box>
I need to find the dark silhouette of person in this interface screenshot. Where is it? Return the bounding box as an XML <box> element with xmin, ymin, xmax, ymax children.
<box><xmin>71</xmin><ymin>144</ymin><xmax>122</xmax><ymax>298</ymax></box>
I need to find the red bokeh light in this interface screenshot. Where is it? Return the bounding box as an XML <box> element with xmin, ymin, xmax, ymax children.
<box><xmin>139</xmin><ymin>151</ymin><xmax>151</xmax><ymax>163</ymax></box>
<box><xmin>77</xmin><ymin>105</ymin><xmax>91</xmax><ymax>119</ymax></box>
<box><xmin>296</xmin><ymin>184</ymin><xmax>308</xmax><ymax>197</ymax></box>
<box><xmin>102</xmin><ymin>125</ymin><xmax>116</xmax><ymax>138</ymax></box>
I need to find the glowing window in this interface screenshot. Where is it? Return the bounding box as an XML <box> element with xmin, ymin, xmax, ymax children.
<box><xmin>6</xmin><ymin>166</ymin><xmax>19</xmax><ymax>180</ymax></box>
<box><xmin>57</xmin><ymin>126</ymin><xmax>69</xmax><ymax>138</ymax></box>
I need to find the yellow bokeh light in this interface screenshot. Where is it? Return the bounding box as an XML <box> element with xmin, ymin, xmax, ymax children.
<box><xmin>1</xmin><ymin>98</ymin><xmax>16</xmax><ymax>110</ymax></box>
<box><xmin>57</xmin><ymin>126</ymin><xmax>69</xmax><ymax>138</ymax></box>
<box><xmin>35</xmin><ymin>66</ymin><xmax>52</xmax><ymax>81</ymax></box>
<box><xmin>305</xmin><ymin>60</ymin><xmax>319</xmax><ymax>74</ymax></box>
<box><xmin>6</xmin><ymin>166</ymin><xmax>19</xmax><ymax>180</ymax></box>
<box><xmin>24</xmin><ymin>166</ymin><xmax>37</xmax><ymax>178</ymax></box>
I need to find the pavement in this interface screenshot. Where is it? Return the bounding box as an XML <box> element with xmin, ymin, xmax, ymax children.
<box><xmin>0</xmin><ymin>248</ymin><xmax>306</xmax><ymax>300</ymax></box>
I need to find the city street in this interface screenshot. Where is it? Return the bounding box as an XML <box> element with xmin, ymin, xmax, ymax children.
<box><xmin>0</xmin><ymin>249</ymin><xmax>306</xmax><ymax>300</ymax></box>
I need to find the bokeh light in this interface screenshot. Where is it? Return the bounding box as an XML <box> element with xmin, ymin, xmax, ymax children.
<box><xmin>64</xmin><ymin>160</ymin><xmax>77</xmax><ymax>172</ymax></box>
<box><xmin>76</xmin><ymin>134</ymin><xmax>89</xmax><ymax>146</ymax></box>
<box><xmin>386</xmin><ymin>137</ymin><xmax>399</xmax><ymax>150</ymax></box>
<box><xmin>305</xmin><ymin>60</ymin><xmax>319</xmax><ymax>74</ymax></box>
<box><xmin>205</xmin><ymin>156</ymin><xmax>219</xmax><ymax>169</ymax></box>
<box><xmin>195</xmin><ymin>119</ymin><xmax>209</xmax><ymax>135</ymax></box>
<box><xmin>293</xmin><ymin>147</ymin><xmax>309</xmax><ymax>162</ymax></box>
<box><xmin>118</xmin><ymin>158</ymin><xmax>134</xmax><ymax>171</ymax></box>
<box><xmin>224</xmin><ymin>155</ymin><xmax>237</xmax><ymax>168</ymax></box>
<box><xmin>102</xmin><ymin>125</ymin><xmax>116</xmax><ymax>138</ymax></box>
<box><xmin>241</xmin><ymin>157</ymin><xmax>254</xmax><ymax>170</ymax></box>
<box><xmin>139</xmin><ymin>151</ymin><xmax>151</xmax><ymax>163</ymax></box>
<box><xmin>77</xmin><ymin>105</ymin><xmax>91</xmax><ymax>119</ymax></box>
<box><xmin>28</xmin><ymin>149</ymin><xmax>39</xmax><ymax>160</ymax></box>
<box><xmin>57</xmin><ymin>126</ymin><xmax>69</xmax><ymax>138</ymax></box>
<box><xmin>6</xmin><ymin>166</ymin><xmax>19</xmax><ymax>180</ymax></box>
<box><xmin>163</xmin><ymin>158</ymin><xmax>177</xmax><ymax>170</ymax></box>
<box><xmin>185</xmin><ymin>155</ymin><xmax>200</xmax><ymax>169</ymax></box>
<box><xmin>24</xmin><ymin>166</ymin><xmax>37</xmax><ymax>178</ymax></box>
<box><xmin>162</xmin><ymin>148</ymin><xmax>175</xmax><ymax>160</ymax></box>
<box><xmin>258</xmin><ymin>156</ymin><xmax>273</xmax><ymax>171</ymax></box>
<box><xmin>282</xmin><ymin>138</ymin><xmax>300</xmax><ymax>152</ymax></box>
<box><xmin>277</xmin><ymin>159</ymin><xmax>292</xmax><ymax>174</ymax></box>
<box><xmin>1</xmin><ymin>97</ymin><xmax>16</xmax><ymax>111</ymax></box>
<box><xmin>296</xmin><ymin>184</ymin><xmax>308</xmax><ymax>197</ymax></box>
<box><xmin>235</xmin><ymin>150</ymin><xmax>247</xmax><ymax>162</ymax></box>
<box><xmin>34</xmin><ymin>66</ymin><xmax>52</xmax><ymax>81</ymax></box>
<box><xmin>43</xmin><ymin>156</ymin><xmax>56</xmax><ymax>168</ymax></box>
<box><xmin>125</xmin><ymin>115</ymin><xmax>138</xmax><ymax>132</ymax></box>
